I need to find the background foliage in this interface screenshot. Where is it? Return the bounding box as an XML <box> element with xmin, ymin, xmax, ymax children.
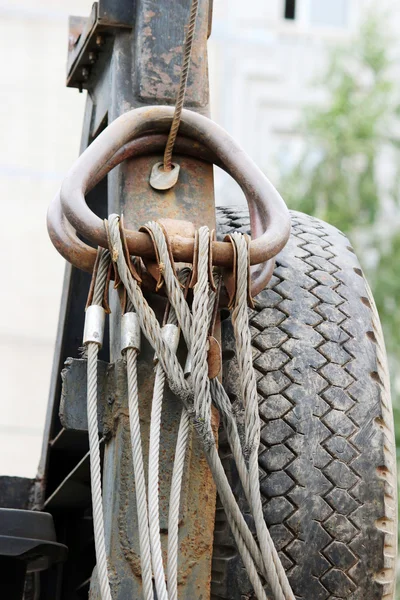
<box><xmin>278</xmin><ymin>12</ymin><xmax>400</xmax><ymax>594</ymax></box>
<box><xmin>279</xmin><ymin>12</ymin><xmax>400</xmax><ymax>428</ymax></box>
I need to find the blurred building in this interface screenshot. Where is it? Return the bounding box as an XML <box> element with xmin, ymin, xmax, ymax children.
<box><xmin>209</xmin><ymin>0</ymin><xmax>400</xmax><ymax>203</ymax></box>
<box><xmin>0</xmin><ymin>0</ymin><xmax>397</xmax><ymax>477</ymax></box>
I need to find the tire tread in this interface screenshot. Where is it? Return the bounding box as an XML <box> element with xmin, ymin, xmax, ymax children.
<box><xmin>213</xmin><ymin>208</ymin><xmax>397</xmax><ymax>600</ymax></box>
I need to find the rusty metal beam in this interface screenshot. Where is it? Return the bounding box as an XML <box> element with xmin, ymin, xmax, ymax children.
<box><xmin>64</xmin><ymin>1</ymin><xmax>217</xmax><ymax>598</ymax></box>
<box><xmin>40</xmin><ymin>1</ymin><xmax>218</xmax><ymax>597</ymax></box>
<box><xmin>99</xmin><ymin>2</ymin><xmax>217</xmax><ymax>597</ymax></box>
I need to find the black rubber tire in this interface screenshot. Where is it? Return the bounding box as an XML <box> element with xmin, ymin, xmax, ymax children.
<box><xmin>212</xmin><ymin>208</ymin><xmax>397</xmax><ymax>600</ymax></box>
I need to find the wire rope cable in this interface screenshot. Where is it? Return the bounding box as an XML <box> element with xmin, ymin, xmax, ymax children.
<box><xmin>84</xmin><ymin>216</ymin><xmax>297</xmax><ymax>600</ymax></box>
<box><xmin>85</xmin><ymin>248</ymin><xmax>113</xmax><ymax>600</ymax></box>
<box><xmin>163</xmin><ymin>0</ymin><xmax>199</xmax><ymax>171</ymax></box>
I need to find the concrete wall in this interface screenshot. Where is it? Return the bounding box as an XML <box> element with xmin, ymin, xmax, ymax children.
<box><xmin>0</xmin><ymin>0</ymin><xmax>397</xmax><ymax>477</ymax></box>
<box><xmin>0</xmin><ymin>0</ymin><xmax>91</xmax><ymax>476</ymax></box>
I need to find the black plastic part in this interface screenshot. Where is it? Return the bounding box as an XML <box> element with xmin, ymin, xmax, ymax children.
<box><xmin>284</xmin><ymin>0</ymin><xmax>296</xmax><ymax>20</ymax></box>
<box><xmin>1</xmin><ymin>557</ymin><xmax>27</xmax><ymax>600</ymax></box>
<box><xmin>0</xmin><ymin>508</ymin><xmax>68</xmax><ymax>599</ymax></box>
<box><xmin>0</xmin><ymin>476</ymin><xmax>34</xmax><ymax>509</ymax></box>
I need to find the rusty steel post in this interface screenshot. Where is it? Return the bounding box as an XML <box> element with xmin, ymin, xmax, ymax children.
<box><xmin>80</xmin><ymin>1</ymin><xmax>217</xmax><ymax>598</ymax></box>
<box><xmin>37</xmin><ymin>2</ymin><xmax>218</xmax><ymax>597</ymax></box>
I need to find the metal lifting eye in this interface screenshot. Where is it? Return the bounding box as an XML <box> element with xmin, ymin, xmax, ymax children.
<box><xmin>149</xmin><ymin>161</ymin><xmax>180</xmax><ymax>190</ymax></box>
<box><xmin>48</xmin><ymin>105</ymin><xmax>291</xmax><ymax>302</ymax></box>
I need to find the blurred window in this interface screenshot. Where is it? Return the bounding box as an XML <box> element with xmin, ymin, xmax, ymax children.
<box><xmin>284</xmin><ymin>0</ymin><xmax>296</xmax><ymax>20</ymax></box>
<box><xmin>309</xmin><ymin>0</ymin><xmax>349</xmax><ymax>27</ymax></box>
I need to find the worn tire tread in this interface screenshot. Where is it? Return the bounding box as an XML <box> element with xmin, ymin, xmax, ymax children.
<box><xmin>212</xmin><ymin>208</ymin><xmax>397</xmax><ymax>600</ymax></box>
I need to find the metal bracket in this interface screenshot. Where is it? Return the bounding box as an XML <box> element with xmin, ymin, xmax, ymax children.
<box><xmin>67</xmin><ymin>0</ymin><xmax>214</xmax><ymax>91</ymax></box>
<box><xmin>59</xmin><ymin>357</ymin><xmax>112</xmax><ymax>434</ymax></box>
<box><xmin>67</xmin><ymin>1</ymin><xmax>133</xmax><ymax>90</ymax></box>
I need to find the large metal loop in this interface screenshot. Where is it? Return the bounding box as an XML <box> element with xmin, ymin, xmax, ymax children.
<box><xmin>47</xmin><ymin>135</ymin><xmax>220</xmax><ymax>274</ymax></box>
<box><xmin>51</xmin><ymin>106</ymin><xmax>291</xmax><ymax>296</ymax></box>
<box><xmin>60</xmin><ymin>107</ymin><xmax>290</xmax><ymax>263</ymax></box>
<box><xmin>48</xmin><ymin>134</ymin><xmax>275</xmax><ymax>298</ymax></box>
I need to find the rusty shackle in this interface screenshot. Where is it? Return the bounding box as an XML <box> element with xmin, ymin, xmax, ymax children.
<box><xmin>48</xmin><ymin>106</ymin><xmax>291</xmax><ymax>297</ymax></box>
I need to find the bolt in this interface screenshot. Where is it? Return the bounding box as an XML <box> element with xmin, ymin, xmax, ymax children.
<box><xmin>81</xmin><ymin>67</ymin><xmax>90</xmax><ymax>81</ymax></box>
<box><xmin>88</xmin><ymin>51</ymin><xmax>97</xmax><ymax>64</ymax></box>
<box><xmin>96</xmin><ymin>35</ymin><xmax>105</xmax><ymax>47</ymax></box>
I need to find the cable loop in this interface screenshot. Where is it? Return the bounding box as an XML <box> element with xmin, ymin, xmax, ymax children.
<box><xmin>84</xmin><ymin>217</ymin><xmax>296</xmax><ymax>600</ymax></box>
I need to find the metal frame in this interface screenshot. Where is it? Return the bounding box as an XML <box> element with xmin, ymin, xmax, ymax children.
<box><xmin>36</xmin><ymin>1</ymin><xmax>219</xmax><ymax>597</ymax></box>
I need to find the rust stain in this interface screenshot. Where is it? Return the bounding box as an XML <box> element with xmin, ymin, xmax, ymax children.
<box><xmin>160</xmin><ymin>45</ymin><xmax>182</xmax><ymax>66</ymax></box>
<box><xmin>143</xmin><ymin>10</ymin><xmax>156</xmax><ymax>24</ymax></box>
<box><xmin>118</xmin><ymin>426</ymin><xmax>143</xmax><ymax>578</ymax></box>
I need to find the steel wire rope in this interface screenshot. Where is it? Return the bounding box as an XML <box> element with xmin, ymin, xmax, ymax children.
<box><xmin>143</xmin><ymin>221</ymin><xmax>295</xmax><ymax>599</ymax></box>
<box><xmin>163</xmin><ymin>0</ymin><xmax>199</xmax><ymax>172</ymax></box>
<box><xmin>148</xmin><ymin>269</ymin><xmax>191</xmax><ymax>600</ymax></box>
<box><xmin>109</xmin><ymin>216</ymin><xmax>268</xmax><ymax>596</ymax></box>
<box><xmin>125</xmin><ymin>343</ymin><xmax>154</xmax><ymax>600</ymax></box>
<box><xmin>230</xmin><ymin>233</ymin><xmax>296</xmax><ymax>600</ymax></box>
<box><xmin>86</xmin><ymin>248</ymin><xmax>113</xmax><ymax>600</ymax></box>
<box><xmin>108</xmin><ymin>216</ymin><xmax>267</xmax><ymax>570</ymax></box>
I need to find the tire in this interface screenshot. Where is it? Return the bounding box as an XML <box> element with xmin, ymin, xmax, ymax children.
<box><xmin>213</xmin><ymin>208</ymin><xmax>397</xmax><ymax>600</ymax></box>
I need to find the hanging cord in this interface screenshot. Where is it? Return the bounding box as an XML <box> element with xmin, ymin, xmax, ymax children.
<box><xmin>148</xmin><ymin>268</ymin><xmax>191</xmax><ymax>600</ymax></box>
<box><xmin>116</xmin><ymin>219</ymin><xmax>268</xmax><ymax>597</ymax></box>
<box><xmin>163</xmin><ymin>0</ymin><xmax>199</xmax><ymax>172</ymax></box>
<box><xmin>122</xmin><ymin>309</ymin><xmax>154</xmax><ymax>600</ymax></box>
<box><xmin>108</xmin><ymin>216</ymin><xmax>268</xmax><ymax>586</ymax></box>
<box><xmin>84</xmin><ymin>248</ymin><xmax>112</xmax><ymax>600</ymax></box>
<box><xmin>140</xmin><ymin>221</ymin><xmax>295</xmax><ymax>600</ymax></box>
<box><xmin>229</xmin><ymin>234</ymin><xmax>296</xmax><ymax>600</ymax></box>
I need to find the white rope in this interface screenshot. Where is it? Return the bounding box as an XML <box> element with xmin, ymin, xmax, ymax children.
<box><xmin>167</xmin><ymin>408</ymin><xmax>191</xmax><ymax>600</ymax></box>
<box><xmin>148</xmin><ymin>359</ymin><xmax>169</xmax><ymax>600</ymax></box>
<box><xmin>139</xmin><ymin>221</ymin><xmax>267</xmax><ymax>595</ymax></box>
<box><xmin>191</xmin><ymin>226</ymin><xmax>212</xmax><ymax>424</ymax></box>
<box><xmin>85</xmin><ymin>250</ymin><xmax>153</xmax><ymax>600</ymax></box>
<box><xmin>103</xmin><ymin>215</ymin><xmax>296</xmax><ymax>600</ymax></box>
<box><xmin>85</xmin><ymin>249</ymin><xmax>112</xmax><ymax>600</ymax></box>
<box><xmin>87</xmin><ymin>343</ymin><xmax>112</xmax><ymax>600</ymax></box>
<box><xmin>230</xmin><ymin>233</ymin><xmax>295</xmax><ymax>600</ymax></box>
<box><xmin>125</xmin><ymin>345</ymin><xmax>154</xmax><ymax>600</ymax></box>
<box><xmin>165</xmin><ymin>270</ymin><xmax>193</xmax><ymax>600</ymax></box>
<box><xmin>143</xmin><ymin>222</ymin><xmax>192</xmax><ymax>348</ymax></box>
